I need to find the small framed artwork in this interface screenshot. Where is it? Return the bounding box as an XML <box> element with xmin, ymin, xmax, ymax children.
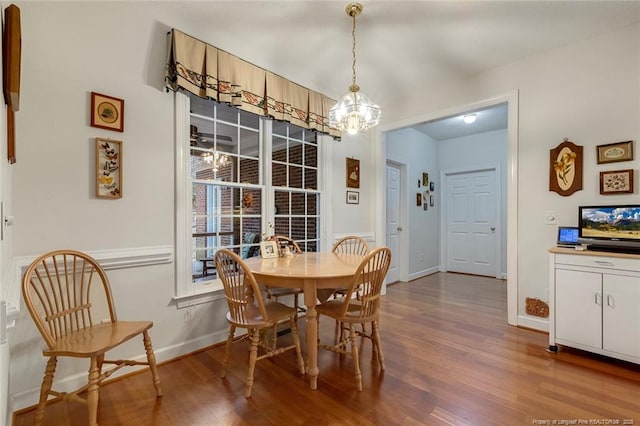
<box><xmin>600</xmin><ymin>169</ymin><xmax>634</xmax><ymax>195</ymax></box>
<box><xmin>597</xmin><ymin>141</ymin><xmax>633</xmax><ymax>164</ymax></box>
<box><xmin>430</xmin><ymin>195</ymin><xmax>435</xmax><ymax>206</ymax></box>
<box><xmin>96</xmin><ymin>138</ymin><xmax>122</xmax><ymax>199</ymax></box>
<box><xmin>346</xmin><ymin>158</ymin><xmax>360</xmax><ymax>188</ymax></box>
<box><xmin>346</xmin><ymin>190</ymin><xmax>359</xmax><ymax>204</ymax></box>
<box><xmin>422</xmin><ymin>172</ymin><xmax>429</xmax><ymax>187</ymax></box>
<box><xmin>416</xmin><ymin>193</ymin><xmax>422</xmax><ymax>206</ymax></box>
<box><xmin>430</xmin><ymin>181</ymin><xmax>435</xmax><ymax>191</ymax></box>
<box><xmin>91</xmin><ymin>91</ymin><xmax>124</xmax><ymax>132</ymax></box>
<box><xmin>260</xmin><ymin>241</ymin><xmax>278</xmax><ymax>258</ymax></box>
<box><xmin>423</xmin><ymin>202</ymin><xmax>428</xmax><ymax>211</ymax></box>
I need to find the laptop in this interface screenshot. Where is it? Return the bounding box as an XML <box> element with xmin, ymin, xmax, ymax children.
<box><xmin>557</xmin><ymin>226</ymin><xmax>579</xmax><ymax>248</ymax></box>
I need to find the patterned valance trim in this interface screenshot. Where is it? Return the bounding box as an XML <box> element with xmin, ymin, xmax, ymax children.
<box><xmin>165</xmin><ymin>29</ymin><xmax>340</xmax><ymax>139</ymax></box>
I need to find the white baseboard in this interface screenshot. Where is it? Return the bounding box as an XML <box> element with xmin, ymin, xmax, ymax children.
<box><xmin>517</xmin><ymin>314</ymin><xmax>548</xmax><ymax>332</ymax></box>
<box><xmin>408</xmin><ymin>266</ymin><xmax>440</xmax><ymax>281</ymax></box>
<box><xmin>11</xmin><ymin>328</ymin><xmax>226</xmax><ymax>412</ymax></box>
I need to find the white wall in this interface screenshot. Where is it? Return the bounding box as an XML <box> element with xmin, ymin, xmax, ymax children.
<box><xmin>6</xmin><ymin>1</ymin><xmax>376</xmax><ymax>412</ymax></box>
<box><xmin>386</xmin><ymin>127</ymin><xmax>440</xmax><ymax>278</ymax></box>
<box><xmin>438</xmin><ymin>129</ymin><xmax>508</xmax><ymax>277</ymax></box>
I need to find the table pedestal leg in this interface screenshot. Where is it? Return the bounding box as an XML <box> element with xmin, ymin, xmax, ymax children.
<box><xmin>303</xmin><ymin>279</ymin><xmax>318</xmax><ymax>390</ymax></box>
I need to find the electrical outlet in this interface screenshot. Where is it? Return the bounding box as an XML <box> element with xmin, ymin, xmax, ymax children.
<box><xmin>544</xmin><ymin>211</ymin><xmax>557</xmax><ymax>225</ymax></box>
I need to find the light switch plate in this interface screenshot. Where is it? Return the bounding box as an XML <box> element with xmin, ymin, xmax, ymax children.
<box><xmin>544</xmin><ymin>210</ymin><xmax>557</xmax><ymax>225</ymax></box>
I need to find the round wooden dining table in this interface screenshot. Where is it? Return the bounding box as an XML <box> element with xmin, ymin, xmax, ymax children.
<box><xmin>243</xmin><ymin>252</ymin><xmax>363</xmax><ymax>390</ymax></box>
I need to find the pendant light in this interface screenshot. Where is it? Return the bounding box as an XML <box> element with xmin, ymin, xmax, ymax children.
<box><xmin>329</xmin><ymin>3</ymin><xmax>382</xmax><ymax>135</ymax></box>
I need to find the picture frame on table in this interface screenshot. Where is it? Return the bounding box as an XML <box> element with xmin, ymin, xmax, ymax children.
<box><xmin>599</xmin><ymin>169</ymin><xmax>634</xmax><ymax>195</ymax></box>
<box><xmin>596</xmin><ymin>141</ymin><xmax>633</xmax><ymax>164</ymax></box>
<box><xmin>95</xmin><ymin>138</ymin><xmax>122</xmax><ymax>199</ymax></box>
<box><xmin>91</xmin><ymin>91</ymin><xmax>124</xmax><ymax>132</ymax></box>
<box><xmin>260</xmin><ymin>241</ymin><xmax>278</xmax><ymax>258</ymax></box>
<box><xmin>346</xmin><ymin>190</ymin><xmax>359</xmax><ymax>204</ymax></box>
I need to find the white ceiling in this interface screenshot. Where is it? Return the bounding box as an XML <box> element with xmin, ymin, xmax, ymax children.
<box><xmin>174</xmin><ymin>1</ymin><xmax>640</xmax><ymax>138</ymax></box>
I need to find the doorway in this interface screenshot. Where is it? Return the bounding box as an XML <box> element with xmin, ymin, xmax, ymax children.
<box><xmin>376</xmin><ymin>91</ymin><xmax>518</xmax><ymax>325</ymax></box>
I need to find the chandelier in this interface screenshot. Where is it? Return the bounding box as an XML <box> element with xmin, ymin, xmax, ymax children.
<box><xmin>329</xmin><ymin>2</ymin><xmax>382</xmax><ymax>135</ymax></box>
<box><xmin>201</xmin><ymin>150</ymin><xmax>230</xmax><ymax>172</ymax></box>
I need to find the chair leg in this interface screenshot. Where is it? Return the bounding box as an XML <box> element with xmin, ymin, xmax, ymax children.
<box><xmin>87</xmin><ymin>356</ymin><xmax>100</xmax><ymax>426</ymax></box>
<box><xmin>348</xmin><ymin>324</ymin><xmax>363</xmax><ymax>391</ymax></box>
<box><xmin>221</xmin><ymin>325</ymin><xmax>235</xmax><ymax>378</ymax></box>
<box><xmin>143</xmin><ymin>330</ymin><xmax>163</xmax><ymax>397</ymax></box>
<box><xmin>245</xmin><ymin>328</ymin><xmax>260</xmax><ymax>398</ymax></box>
<box><xmin>34</xmin><ymin>356</ymin><xmax>57</xmax><ymax>426</ymax></box>
<box><xmin>372</xmin><ymin>320</ymin><xmax>385</xmax><ymax>371</ymax></box>
<box><xmin>290</xmin><ymin>316</ymin><xmax>306</xmax><ymax>375</ymax></box>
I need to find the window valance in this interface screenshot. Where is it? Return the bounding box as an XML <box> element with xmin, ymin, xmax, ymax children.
<box><xmin>165</xmin><ymin>29</ymin><xmax>340</xmax><ymax>139</ymax></box>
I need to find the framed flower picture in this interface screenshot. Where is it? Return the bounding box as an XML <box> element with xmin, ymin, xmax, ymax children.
<box><xmin>549</xmin><ymin>139</ymin><xmax>583</xmax><ymax>196</ymax></box>
<box><xmin>91</xmin><ymin>92</ymin><xmax>124</xmax><ymax>132</ymax></box>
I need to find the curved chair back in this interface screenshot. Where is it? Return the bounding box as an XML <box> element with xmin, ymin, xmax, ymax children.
<box><xmin>214</xmin><ymin>249</ymin><xmax>269</xmax><ymax>325</ymax></box>
<box><xmin>273</xmin><ymin>235</ymin><xmax>302</xmax><ymax>254</ymax></box>
<box><xmin>338</xmin><ymin>247</ymin><xmax>391</xmax><ymax>321</ymax></box>
<box><xmin>22</xmin><ymin>249</ymin><xmax>116</xmax><ymax>349</ymax></box>
<box><xmin>332</xmin><ymin>235</ymin><xmax>370</xmax><ymax>256</ymax></box>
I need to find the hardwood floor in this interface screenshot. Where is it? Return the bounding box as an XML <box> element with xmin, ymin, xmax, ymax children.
<box><xmin>14</xmin><ymin>272</ymin><xmax>640</xmax><ymax>425</ymax></box>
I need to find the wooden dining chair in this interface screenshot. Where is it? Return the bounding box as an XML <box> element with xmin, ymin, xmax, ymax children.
<box><xmin>21</xmin><ymin>249</ymin><xmax>162</xmax><ymax>426</ymax></box>
<box><xmin>332</xmin><ymin>235</ymin><xmax>370</xmax><ymax>256</ymax></box>
<box><xmin>329</xmin><ymin>236</ymin><xmax>371</xmax><ymax>336</ymax></box>
<box><xmin>263</xmin><ymin>236</ymin><xmax>305</xmax><ymax>315</ymax></box>
<box><xmin>316</xmin><ymin>246</ymin><xmax>391</xmax><ymax>391</ymax></box>
<box><xmin>214</xmin><ymin>249</ymin><xmax>305</xmax><ymax>398</ymax></box>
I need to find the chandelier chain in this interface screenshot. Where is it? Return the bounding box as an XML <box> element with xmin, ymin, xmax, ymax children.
<box><xmin>351</xmin><ymin>11</ymin><xmax>357</xmax><ymax>89</ymax></box>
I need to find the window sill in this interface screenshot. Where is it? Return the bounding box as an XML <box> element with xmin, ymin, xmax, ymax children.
<box><xmin>173</xmin><ymin>281</ymin><xmax>225</xmax><ymax>308</ymax></box>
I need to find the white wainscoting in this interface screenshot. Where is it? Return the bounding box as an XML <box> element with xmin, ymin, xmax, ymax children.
<box><xmin>7</xmin><ymin>245</ymin><xmax>173</xmax><ymax>322</ymax></box>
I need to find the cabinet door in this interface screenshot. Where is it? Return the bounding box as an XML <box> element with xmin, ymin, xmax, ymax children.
<box><xmin>603</xmin><ymin>274</ymin><xmax>640</xmax><ymax>358</ymax></box>
<box><xmin>555</xmin><ymin>269</ymin><xmax>602</xmax><ymax>349</ymax></box>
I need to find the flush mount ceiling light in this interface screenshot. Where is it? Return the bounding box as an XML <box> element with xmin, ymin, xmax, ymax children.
<box><xmin>463</xmin><ymin>114</ymin><xmax>477</xmax><ymax>124</ymax></box>
<box><xmin>329</xmin><ymin>2</ymin><xmax>382</xmax><ymax>135</ymax></box>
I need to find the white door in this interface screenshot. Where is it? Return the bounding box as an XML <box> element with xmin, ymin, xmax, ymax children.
<box><xmin>385</xmin><ymin>164</ymin><xmax>401</xmax><ymax>283</ymax></box>
<box><xmin>445</xmin><ymin>169</ymin><xmax>497</xmax><ymax>276</ymax></box>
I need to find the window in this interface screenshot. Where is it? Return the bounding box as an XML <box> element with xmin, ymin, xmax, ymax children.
<box><xmin>174</xmin><ymin>92</ymin><xmax>322</xmax><ymax>303</ymax></box>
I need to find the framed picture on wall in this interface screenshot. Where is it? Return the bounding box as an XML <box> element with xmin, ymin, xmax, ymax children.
<box><xmin>596</xmin><ymin>141</ymin><xmax>633</xmax><ymax>164</ymax></box>
<box><xmin>91</xmin><ymin>92</ymin><xmax>124</xmax><ymax>132</ymax></box>
<box><xmin>346</xmin><ymin>158</ymin><xmax>360</xmax><ymax>188</ymax></box>
<box><xmin>95</xmin><ymin>138</ymin><xmax>122</xmax><ymax>199</ymax></box>
<box><xmin>346</xmin><ymin>190</ymin><xmax>359</xmax><ymax>204</ymax></box>
<box><xmin>599</xmin><ymin>169</ymin><xmax>634</xmax><ymax>194</ymax></box>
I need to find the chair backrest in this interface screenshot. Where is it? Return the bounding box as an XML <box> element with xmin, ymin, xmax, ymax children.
<box><xmin>338</xmin><ymin>247</ymin><xmax>391</xmax><ymax>321</ymax></box>
<box><xmin>214</xmin><ymin>249</ymin><xmax>269</xmax><ymax>325</ymax></box>
<box><xmin>332</xmin><ymin>235</ymin><xmax>370</xmax><ymax>256</ymax></box>
<box><xmin>273</xmin><ymin>236</ymin><xmax>302</xmax><ymax>254</ymax></box>
<box><xmin>22</xmin><ymin>249</ymin><xmax>117</xmax><ymax>349</ymax></box>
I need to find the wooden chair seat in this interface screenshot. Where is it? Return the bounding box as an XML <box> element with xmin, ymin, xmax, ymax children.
<box><xmin>22</xmin><ymin>249</ymin><xmax>162</xmax><ymax>426</ymax></box>
<box><xmin>44</xmin><ymin>321</ymin><xmax>153</xmax><ymax>357</ymax></box>
<box><xmin>225</xmin><ymin>301</ymin><xmax>297</xmax><ymax>328</ymax></box>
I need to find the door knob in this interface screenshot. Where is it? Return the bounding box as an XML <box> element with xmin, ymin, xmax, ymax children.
<box><xmin>397</xmin><ymin>226</ymin><xmax>403</xmax><ymax>231</ymax></box>
<box><xmin>490</xmin><ymin>226</ymin><xmax>495</xmax><ymax>231</ymax></box>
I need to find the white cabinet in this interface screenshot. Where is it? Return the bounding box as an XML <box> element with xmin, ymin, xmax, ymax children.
<box><xmin>549</xmin><ymin>248</ymin><xmax>640</xmax><ymax>364</ymax></box>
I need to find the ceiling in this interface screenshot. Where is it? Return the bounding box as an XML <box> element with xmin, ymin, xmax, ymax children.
<box><xmin>174</xmin><ymin>1</ymin><xmax>640</xmax><ymax>138</ymax></box>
